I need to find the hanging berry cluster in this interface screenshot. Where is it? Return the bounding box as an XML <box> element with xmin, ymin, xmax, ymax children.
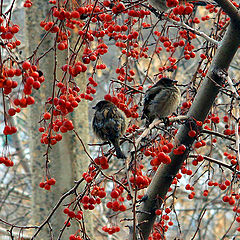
<box><xmin>106</xmin><ymin>186</ymin><xmax>127</xmax><ymax>212</ymax></box>
<box><xmin>0</xmin><ymin>16</ymin><xmax>21</xmax><ymax>48</ymax></box>
<box><xmin>104</xmin><ymin>92</ymin><xmax>139</xmax><ymax>118</ymax></box>
<box><xmin>94</xmin><ymin>155</ymin><xmax>109</xmax><ymax>169</ymax></box>
<box><xmin>39</xmin><ymin>177</ymin><xmax>56</xmax><ymax>190</ymax></box>
<box><xmin>1</xmin><ymin>60</ymin><xmax>46</xmax><ymax>167</ymax></box>
<box><xmin>102</xmin><ymin>225</ymin><xmax>121</xmax><ymax>235</ymax></box>
<box><xmin>143</xmin><ymin>140</ymin><xmax>174</xmax><ymax>171</ymax></box>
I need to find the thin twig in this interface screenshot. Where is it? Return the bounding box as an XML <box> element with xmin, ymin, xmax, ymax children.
<box><xmin>189</xmin><ymin>154</ymin><xmax>236</xmax><ymax>172</ymax></box>
<box><xmin>30</xmin><ymin>178</ymin><xmax>84</xmax><ymax>239</ymax></box>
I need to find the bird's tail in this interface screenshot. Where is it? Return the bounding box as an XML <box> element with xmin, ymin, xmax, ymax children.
<box><xmin>111</xmin><ymin>139</ymin><xmax>126</xmax><ymax>159</ymax></box>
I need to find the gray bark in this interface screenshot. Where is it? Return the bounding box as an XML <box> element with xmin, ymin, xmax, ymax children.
<box><xmin>25</xmin><ymin>2</ymin><xmax>90</xmax><ymax>239</ymax></box>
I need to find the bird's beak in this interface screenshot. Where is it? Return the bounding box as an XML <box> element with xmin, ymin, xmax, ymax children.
<box><xmin>172</xmin><ymin>80</ymin><xmax>178</xmax><ymax>84</ymax></box>
<box><xmin>92</xmin><ymin>106</ymin><xmax>96</xmax><ymax>109</ymax></box>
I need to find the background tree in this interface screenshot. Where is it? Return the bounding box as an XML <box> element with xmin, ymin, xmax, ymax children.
<box><xmin>0</xmin><ymin>0</ymin><xmax>240</xmax><ymax>240</ymax></box>
<box><xmin>25</xmin><ymin>0</ymin><xmax>92</xmax><ymax>238</ymax></box>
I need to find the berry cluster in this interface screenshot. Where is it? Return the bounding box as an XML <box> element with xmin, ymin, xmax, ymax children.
<box><xmin>0</xmin><ymin>156</ymin><xmax>14</xmax><ymax>167</ymax></box>
<box><xmin>102</xmin><ymin>225</ymin><xmax>120</xmax><ymax>235</ymax></box>
<box><xmin>94</xmin><ymin>155</ymin><xmax>109</xmax><ymax>169</ymax></box>
<box><xmin>104</xmin><ymin>93</ymin><xmax>139</xmax><ymax>118</ymax></box>
<box><xmin>39</xmin><ymin>178</ymin><xmax>56</xmax><ymax>190</ymax></box>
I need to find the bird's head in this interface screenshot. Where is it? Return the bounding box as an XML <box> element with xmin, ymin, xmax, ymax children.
<box><xmin>157</xmin><ymin>78</ymin><xmax>178</xmax><ymax>86</ymax></box>
<box><xmin>92</xmin><ymin>100</ymin><xmax>114</xmax><ymax>111</ymax></box>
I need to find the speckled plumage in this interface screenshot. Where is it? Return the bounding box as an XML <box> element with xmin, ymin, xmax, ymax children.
<box><xmin>142</xmin><ymin>78</ymin><xmax>180</xmax><ymax>126</ymax></box>
<box><xmin>92</xmin><ymin>100</ymin><xmax>126</xmax><ymax>159</ymax></box>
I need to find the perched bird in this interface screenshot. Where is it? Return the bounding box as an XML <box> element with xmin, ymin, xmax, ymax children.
<box><xmin>142</xmin><ymin>78</ymin><xmax>181</xmax><ymax>126</ymax></box>
<box><xmin>149</xmin><ymin>0</ymin><xmax>212</xmax><ymax>12</ymax></box>
<box><xmin>92</xmin><ymin>100</ymin><xmax>126</xmax><ymax>159</ymax></box>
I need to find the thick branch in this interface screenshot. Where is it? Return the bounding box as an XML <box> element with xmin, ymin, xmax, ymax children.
<box><xmin>136</xmin><ymin>22</ymin><xmax>240</xmax><ymax>239</ymax></box>
<box><xmin>214</xmin><ymin>0</ymin><xmax>240</xmax><ymax>24</ymax></box>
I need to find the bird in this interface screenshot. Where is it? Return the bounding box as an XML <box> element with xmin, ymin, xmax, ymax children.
<box><xmin>141</xmin><ymin>77</ymin><xmax>181</xmax><ymax>126</ymax></box>
<box><xmin>92</xmin><ymin>100</ymin><xmax>126</xmax><ymax>159</ymax></box>
<box><xmin>149</xmin><ymin>0</ymin><xmax>212</xmax><ymax>12</ymax></box>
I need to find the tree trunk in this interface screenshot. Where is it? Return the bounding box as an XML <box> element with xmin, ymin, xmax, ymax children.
<box><xmin>136</xmin><ymin>14</ymin><xmax>240</xmax><ymax>240</ymax></box>
<box><xmin>25</xmin><ymin>1</ymin><xmax>91</xmax><ymax>239</ymax></box>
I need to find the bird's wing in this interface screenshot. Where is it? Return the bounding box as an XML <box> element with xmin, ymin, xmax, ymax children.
<box><xmin>151</xmin><ymin>87</ymin><xmax>172</xmax><ymax>104</ymax></box>
<box><xmin>103</xmin><ymin>107</ymin><xmax>123</xmax><ymax>139</ymax></box>
<box><xmin>142</xmin><ymin>85</ymin><xmax>164</xmax><ymax>119</ymax></box>
<box><xmin>93</xmin><ymin>105</ymin><xmax>125</xmax><ymax>142</ymax></box>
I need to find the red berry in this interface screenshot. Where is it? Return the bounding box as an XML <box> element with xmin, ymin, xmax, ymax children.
<box><xmin>219</xmin><ymin>184</ymin><xmax>227</xmax><ymax>191</ymax></box>
<box><xmin>225</xmin><ymin>180</ymin><xmax>231</xmax><ymax>186</ymax></box>
<box><xmin>111</xmin><ymin>190</ymin><xmax>120</xmax><ymax>199</ymax></box>
<box><xmin>63</xmin><ymin>208</ymin><xmax>70</xmax><ymax>214</ymax></box>
<box><xmin>39</xmin><ymin>182</ymin><xmax>45</xmax><ymax>188</ymax></box>
<box><xmin>8</xmin><ymin>108</ymin><xmax>16</xmax><ymax>116</ymax></box>
<box><xmin>68</xmin><ymin>211</ymin><xmax>76</xmax><ymax>218</ymax></box>
<box><xmin>188</xmin><ymin>193</ymin><xmax>194</xmax><ymax>199</ymax></box>
<box><xmin>58</xmin><ymin>42</ymin><xmax>65</xmax><ymax>50</ymax></box>
<box><xmin>106</xmin><ymin>201</ymin><xmax>113</xmax><ymax>209</ymax></box>
<box><xmin>33</xmin><ymin>81</ymin><xmax>41</xmax><ymax>89</ymax></box>
<box><xmin>196</xmin><ymin>155</ymin><xmax>204</xmax><ymax>162</ymax></box>
<box><xmin>22</xmin><ymin>61</ymin><xmax>31</xmax><ymax>70</ymax></box>
<box><xmin>69</xmin><ymin>235</ymin><xmax>76</xmax><ymax>240</ymax></box>
<box><xmin>165</xmin><ymin>208</ymin><xmax>171</xmax><ymax>214</ymax></box>
<box><xmin>98</xmin><ymin>190</ymin><xmax>106</xmax><ymax>198</ymax></box>
<box><xmin>82</xmin><ymin>195</ymin><xmax>89</xmax><ymax>204</ymax></box>
<box><xmin>188</xmin><ymin>130</ymin><xmax>196</xmax><ymax>137</ymax></box>
<box><xmin>222</xmin><ymin>195</ymin><xmax>229</xmax><ymax>202</ymax></box>
<box><xmin>44</xmin><ymin>184</ymin><xmax>51</xmax><ymax>190</ymax></box>
<box><xmin>119</xmin><ymin>204</ymin><xmax>126</xmax><ymax>211</ymax></box>
<box><xmin>168</xmin><ymin>221</ymin><xmax>173</xmax><ymax>226</ymax></box>
<box><xmin>27</xmin><ymin>96</ymin><xmax>35</xmax><ymax>105</ymax></box>
<box><xmin>47</xmin><ymin>178</ymin><xmax>56</xmax><ymax>185</ymax></box>
<box><xmin>104</xmin><ymin>94</ymin><xmax>112</xmax><ymax>101</ymax></box>
<box><xmin>39</xmin><ymin>127</ymin><xmax>45</xmax><ymax>132</ymax></box>
<box><xmin>203</xmin><ymin>190</ymin><xmax>208</xmax><ymax>197</ymax></box>
<box><xmin>43</xmin><ymin>112</ymin><xmax>51</xmax><ymax>120</ymax></box>
<box><xmin>155</xmin><ymin>209</ymin><xmax>162</xmax><ymax>215</ymax></box>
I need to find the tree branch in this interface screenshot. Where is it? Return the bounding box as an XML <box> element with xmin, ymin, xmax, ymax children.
<box><xmin>214</xmin><ymin>0</ymin><xmax>240</xmax><ymax>24</ymax></box>
<box><xmin>189</xmin><ymin>154</ymin><xmax>236</xmax><ymax>172</ymax></box>
<box><xmin>202</xmin><ymin>129</ymin><xmax>235</xmax><ymax>142</ymax></box>
<box><xmin>136</xmin><ymin>21</ymin><xmax>240</xmax><ymax>239</ymax></box>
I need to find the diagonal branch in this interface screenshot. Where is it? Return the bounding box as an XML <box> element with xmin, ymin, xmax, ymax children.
<box><xmin>136</xmin><ymin>21</ymin><xmax>240</xmax><ymax>239</ymax></box>
<box><xmin>214</xmin><ymin>0</ymin><xmax>240</xmax><ymax>23</ymax></box>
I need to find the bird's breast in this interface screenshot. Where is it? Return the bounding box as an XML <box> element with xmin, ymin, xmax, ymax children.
<box><xmin>149</xmin><ymin>88</ymin><xmax>180</xmax><ymax>118</ymax></box>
